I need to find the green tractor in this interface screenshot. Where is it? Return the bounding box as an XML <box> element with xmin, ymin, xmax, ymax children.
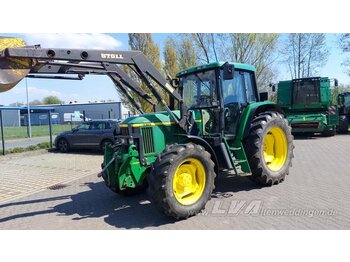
<box><xmin>0</xmin><ymin>37</ymin><xmax>294</xmax><ymax>219</ymax></box>
<box><xmin>277</xmin><ymin>77</ymin><xmax>339</xmax><ymax>136</ymax></box>
<box><xmin>337</xmin><ymin>92</ymin><xmax>350</xmax><ymax>133</ymax></box>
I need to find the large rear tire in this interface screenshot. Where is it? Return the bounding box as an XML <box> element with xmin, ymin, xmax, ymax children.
<box><xmin>244</xmin><ymin>111</ymin><xmax>294</xmax><ymax>186</ymax></box>
<box><xmin>149</xmin><ymin>143</ymin><xmax>215</xmax><ymax>219</ymax></box>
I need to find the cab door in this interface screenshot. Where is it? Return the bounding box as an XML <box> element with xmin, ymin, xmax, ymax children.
<box><xmin>222</xmin><ymin>70</ymin><xmax>257</xmax><ymax>138</ymax></box>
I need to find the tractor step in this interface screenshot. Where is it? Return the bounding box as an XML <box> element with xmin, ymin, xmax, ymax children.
<box><xmin>234</xmin><ymin>159</ymin><xmax>247</xmax><ymax>164</ymax></box>
<box><xmin>229</xmin><ymin>147</ymin><xmax>241</xmax><ymax>151</ymax></box>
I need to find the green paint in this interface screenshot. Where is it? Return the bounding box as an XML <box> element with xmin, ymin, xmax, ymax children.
<box><xmin>236</xmin><ymin>101</ymin><xmax>274</xmax><ymax>140</ymax></box>
<box><xmin>120</xmin><ymin>111</ymin><xmax>181</xmax><ymax>126</ymax></box>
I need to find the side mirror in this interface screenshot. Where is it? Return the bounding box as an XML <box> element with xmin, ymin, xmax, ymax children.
<box><xmin>72</xmin><ymin>127</ymin><xmax>78</xmax><ymax>132</ymax></box>
<box><xmin>170</xmin><ymin>78</ymin><xmax>179</xmax><ymax>88</ymax></box>
<box><xmin>259</xmin><ymin>92</ymin><xmax>268</xmax><ymax>101</ymax></box>
<box><xmin>223</xmin><ymin>63</ymin><xmax>234</xmax><ymax>80</ymax></box>
<box><xmin>269</xmin><ymin>83</ymin><xmax>276</xmax><ymax>92</ymax></box>
<box><xmin>334</xmin><ymin>79</ymin><xmax>338</xmax><ymax>87</ymax></box>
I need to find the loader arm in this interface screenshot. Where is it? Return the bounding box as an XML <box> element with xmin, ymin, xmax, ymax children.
<box><xmin>0</xmin><ymin>42</ymin><xmax>182</xmax><ymax>123</ymax></box>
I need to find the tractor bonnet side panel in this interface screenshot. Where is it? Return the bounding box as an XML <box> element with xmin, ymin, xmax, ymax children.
<box><xmin>112</xmin><ymin>110</ymin><xmax>186</xmax><ymax>189</ymax></box>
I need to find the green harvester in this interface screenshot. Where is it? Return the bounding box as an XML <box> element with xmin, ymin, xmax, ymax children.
<box><xmin>277</xmin><ymin>77</ymin><xmax>339</xmax><ymax>136</ymax></box>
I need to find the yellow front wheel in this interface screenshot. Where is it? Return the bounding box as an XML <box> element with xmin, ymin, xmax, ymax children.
<box><xmin>173</xmin><ymin>158</ymin><xmax>206</xmax><ymax>206</ymax></box>
<box><xmin>149</xmin><ymin>143</ymin><xmax>216</xmax><ymax>219</ymax></box>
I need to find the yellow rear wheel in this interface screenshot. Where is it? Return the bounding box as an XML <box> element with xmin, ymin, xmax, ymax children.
<box><xmin>263</xmin><ymin>126</ymin><xmax>288</xmax><ymax>171</ymax></box>
<box><xmin>244</xmin><ymin>111</ymin><xmax>294</xmax><ymax>185</ymax></box>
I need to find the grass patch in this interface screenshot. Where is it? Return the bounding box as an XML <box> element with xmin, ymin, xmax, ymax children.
<box><xmin>0</xmin><ymin>142</ymin><xmax>51</xmax><ymax>155</ymax></box>
<box><xmin>0</xmin><ymin>124</ymin><xmax>77</xmax><ymax>140</ymax></box>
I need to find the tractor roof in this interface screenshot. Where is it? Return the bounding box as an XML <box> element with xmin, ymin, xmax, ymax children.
<box><xmin>176</xmin><ymin>61</ymin><xmax>256</xmax><ymax>77</ymax></box>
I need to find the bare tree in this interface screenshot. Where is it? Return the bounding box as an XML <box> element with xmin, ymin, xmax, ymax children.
<box><xmin>338</xmin><ymin>33</ymin><xmax>350</xmax><ymax>75</ymax></box>
<box><xmin>116</xmin><ymin>33</ymin><xmax>164</xmax><ymax>114</ymax></box>
<box><xmin>218</xmin><ymin>33</ymin><xmax>280</xmax><ymax>88</ymax></box>
<box><xmin>281</xmin><ymin>33</ymin><xmax>329</xmax><ymax>79</ymax></box>
<box><xmin>187</xmin><ymin>33</ymin><xmax>220</xmax><ymax>63</ymax></box>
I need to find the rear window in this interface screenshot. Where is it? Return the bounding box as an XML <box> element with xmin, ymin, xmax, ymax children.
<box><xmin>293</xmin><ymin>79</ymin><xmax>320</xmax><ymax>104</ymax></box>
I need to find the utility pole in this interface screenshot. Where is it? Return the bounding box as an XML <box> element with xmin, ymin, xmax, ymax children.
<box><xmin>26</xmin><ymin>78</ymin><xmax>32</xmax><ymax>138</ymax></box>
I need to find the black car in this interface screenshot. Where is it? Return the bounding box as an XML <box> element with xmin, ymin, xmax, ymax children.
<box><xmin>55</xmin><ymin>119</ymin><xmax>119</xmax><ymax>152</ymax></box>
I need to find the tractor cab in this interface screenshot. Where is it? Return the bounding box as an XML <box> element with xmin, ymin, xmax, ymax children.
<box><xmin>176</xmin><ymin>62</ymin><xmax>258</xmax><ymax>139</ymax></box>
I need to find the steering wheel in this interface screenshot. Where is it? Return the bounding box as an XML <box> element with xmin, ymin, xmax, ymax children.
<box><xmin>197</xmin><ymin>95</ymin><xmax>211</xmax><ymax>106</ymax></box>
<box><xmin>224</xmin><ymin>102</ymin><xmax>240</xmax><ymax>120</ymax></box>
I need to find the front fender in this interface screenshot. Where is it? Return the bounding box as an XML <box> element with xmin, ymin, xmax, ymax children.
<box><xmin>175</xmin><ymin>134</ymin><xmax>219</xmax><ymax>175</ymax></box>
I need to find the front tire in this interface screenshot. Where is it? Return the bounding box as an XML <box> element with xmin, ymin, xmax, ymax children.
<box><xmin>57</xmin><ymin>138</ymin><xmax>70</xmax><ymax>153</ymax></box>
<box><xmin>244</xmin><ymin>111</ymin><xmax>294</xmax><ymax>186</ymax></box>
<box><xmin>149</xmin><ymin>143</ymin><xmax>216</xmax><ymax>219</ymax></box>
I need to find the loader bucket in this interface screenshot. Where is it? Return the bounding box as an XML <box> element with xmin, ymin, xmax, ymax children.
<box><xmin>0</xmin><ymin>37</ymin><xmax>31</xmax><ymax>92</ymax></box>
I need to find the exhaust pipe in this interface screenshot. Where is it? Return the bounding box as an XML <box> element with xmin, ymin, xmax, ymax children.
<box><xmin>0</xmin><ymin>37</ymin><xmax>31</xmax><ymax>92</ymax></box>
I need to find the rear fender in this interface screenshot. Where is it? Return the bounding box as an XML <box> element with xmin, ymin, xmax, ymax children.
<box><xmin>237</xmin><ymin>102</ymin><xmax>284</xmax><ymax>141</ymax></box>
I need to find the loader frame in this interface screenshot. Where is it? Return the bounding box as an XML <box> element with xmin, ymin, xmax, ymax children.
<box><xmin>0</xmin><ymin>45</ymin><xmax>183</xmax><ymax>123</ymax></box>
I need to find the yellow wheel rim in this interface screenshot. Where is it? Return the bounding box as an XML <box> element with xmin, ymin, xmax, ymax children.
<box><xmin>263</xmin><ymin>126</ymin><xmax>288</xmax><ymax>171</ymax></box>
<box><xmin>173</xmin><ymin>158</ymin><xmax>206</xmax><ymax>206</ymax></box>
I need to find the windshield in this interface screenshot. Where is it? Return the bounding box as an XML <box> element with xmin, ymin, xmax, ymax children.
<box><xmin>293</xmin><ymin>79</ymin><xmax>320</xmax><ymax>104</ymax></box>
<box><xmin>180</xmin><ymin>69</ymin><xmax>218</xmax><ymax>108</ymax></box>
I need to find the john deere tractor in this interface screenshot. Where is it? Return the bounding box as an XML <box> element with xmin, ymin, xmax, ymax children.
<box><xmin>0</xmin><ymin>37</ymin><xmax>294</xmax><ymax>219</ymax></box>
<box><xmin>337</xmin><ymin>92</ymin><xmax>350</xmax><ymax>133</ymax></box>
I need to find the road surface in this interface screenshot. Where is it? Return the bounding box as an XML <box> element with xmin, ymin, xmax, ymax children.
<box><xmin>0</xmin><ymin>134</ymin><xmax>349</xmax><ymax>229</ymax></box>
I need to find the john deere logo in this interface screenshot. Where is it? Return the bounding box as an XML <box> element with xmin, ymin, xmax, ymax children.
<box><xmin>101</xmin><ymin>53</ymin><xmax>124</xmax><ymax>59</ymax></box>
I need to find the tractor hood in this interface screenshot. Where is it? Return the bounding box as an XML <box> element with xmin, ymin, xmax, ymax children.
<box><xmin>119</xmin><ymin>110</ymin><xmax>181</xmax><ymax>128</ymax></box>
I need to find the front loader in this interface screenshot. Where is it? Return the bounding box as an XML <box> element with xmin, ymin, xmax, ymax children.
<box><xmin>0</xmin><ymin>37</ymin><xmax>294</xmax><ymax>219</ymax></box>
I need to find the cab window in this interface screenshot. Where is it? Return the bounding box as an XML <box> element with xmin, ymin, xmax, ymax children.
<box><xmin>223</xmin><ymin>71</ymin><xmax>246</xmax><ymax>106</ymax></box>
<box><xmin>244</xmin><ymin>72</ymin><xmax>256</xmax><ymax>103</ymax></box>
